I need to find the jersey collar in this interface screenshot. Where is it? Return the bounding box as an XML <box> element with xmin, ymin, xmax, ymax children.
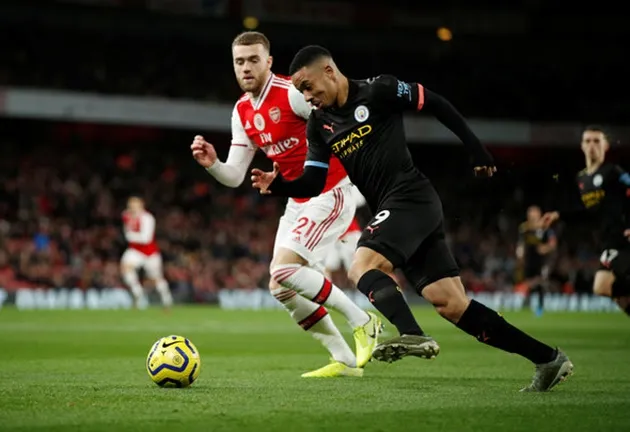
<box><xmin>250</xmin><ymin>73</ymin><xmax>275</xmax><ymax>111</ymax></box>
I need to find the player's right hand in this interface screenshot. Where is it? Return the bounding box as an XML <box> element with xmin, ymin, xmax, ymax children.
<box><xmin>251</xmin><ymin>162</ymin><xmax>280</xmax><ymax>195</ymax></box>
<box><xmin>191</xmin><ymin>135</ymin><xmax>218</xmax><ymax>168</ymax></box>
<box><xmin>540</xmin><ymin>211</ymin><xmax>560</xmax><ymax>228</ymax></box>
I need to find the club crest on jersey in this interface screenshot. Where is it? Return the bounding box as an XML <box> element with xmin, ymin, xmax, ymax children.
<box><xmin>269</xmin><ymin>107</ymin><xmax>281</xmax><ymax>124</ymax></box>
<box><xmin>254</xmin><ymin>113</ymin><xmax>266</xmax><ymax>131</ymax></box>
<box><xmin>354</xmin><ymin>105</ymin><xmax>369</xmax><ymax>123</ymax></box>
<box><xmin>593</xmin><ymin>174</ymin><xmax>603</xmax><ymax>187</ymax></box>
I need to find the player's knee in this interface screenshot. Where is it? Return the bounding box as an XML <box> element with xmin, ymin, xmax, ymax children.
<box><xmin>592</xmin><ymin>271</ymin><xmax>614</xmax><ymax>297</ymax></box>
<box><xmin>269</xmin><ymin>262</ymin><xmax>303</xmax><ymax>290</ymax></box>
<box><xmin>423</xmin><ymin>277</ymin><xmax>470</xmax><ymax>322</ymax></box>
<box><xmin>348</xmin><ymin>247</ymin><xmax>394</xmax><ymax>286</ymax></box>
<box><xmin>268</xmin><ymin>277</ymin><xmax>282</xmax><ymax>292</ymax></box>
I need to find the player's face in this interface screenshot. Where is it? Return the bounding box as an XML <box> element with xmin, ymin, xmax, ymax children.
<box><xmin>292</xmin><ymin>64</ymin><xmax>337</xmax><ymax>109</ymax></box>
<box><xmin>527</xmin><ymin>206</ymin><xmax>541</xmax><ymax>223</ymax></box>
<box><xmin>232</xmin><ymin>44</ymin><xmax>272</xmax><ymax>95</ymax></box>
<box><xmin>127</xmin><ymin>197</ymin><xmax>143</xmax><ymax>214</ymax></box>
<box><xmin>581</xmin><ymin>130</ymin><xmax>609</xmax><ymax>162</ymax></box>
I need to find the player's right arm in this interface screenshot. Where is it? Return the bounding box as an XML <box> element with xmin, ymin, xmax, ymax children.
<box><xmin>191</xmin><ymin>106</ymin><xmax>256</xmax><ymax>188</ymax></box>
<box><xmin>251</xmin><ymin>114</ymin><xmax>330</xmax><ymax>198</ymax></box>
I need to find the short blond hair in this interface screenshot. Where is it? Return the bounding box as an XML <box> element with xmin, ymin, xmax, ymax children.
<box><xmin>232</xmin><ymin>31</ymin><xmax>271</xmax><ymax>53</ymax></box>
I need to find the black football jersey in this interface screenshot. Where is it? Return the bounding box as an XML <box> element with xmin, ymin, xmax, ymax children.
<box><xmin>518</xmin><ymin>222</ymin><xmax>555</xmax><ymax>267</ymax></box>
<box><xmin>574</xmin><ymin>163</ymin><xmax>630</xmax><ymax>247</ymax></box>
<box><xmin>304</xmin><ymin>75</ymin><xmax>431</xmax><ymax>211</ymax></box>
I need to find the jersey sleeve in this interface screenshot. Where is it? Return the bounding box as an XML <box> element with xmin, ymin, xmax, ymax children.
<box><xmin>288</xmin><ymin>85</ymin><xmax>313</xmax><ymax>120</ymax></box>
<box><xmin>369</xmin><ymin>74</ymin><xmax>424</xmax><ymax>112</ymax></box>
<box><xmin>304</xmin><ymin>114</ymin><xmax>332</xmax><ymax>169</ymax></box>
<box><xmin>230</xmin><ymin>105</ymin><xmax>256</xmax><ymax>149</ymax></box>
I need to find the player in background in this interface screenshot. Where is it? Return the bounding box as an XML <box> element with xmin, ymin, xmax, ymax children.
<box><xmin>191</xmin><ymin>32</ymin><xmax>380</xmax><ymax>378</ymax></box>
<box><xmin>252</xmin><ymin>45</ymin><xmax>572</xmax><ymax>392</ymax></box>
<box><xmin>542</xmin><ymin>126</ymin><xmax>630</xmax><ymax>315</ymax></box>
<box><xmin>516</xmin><ymin>205</ymin><xmax>557</xmax><ymax>316</ymax></box>
<box><xmin>324</xmin><ymin>186</ymin><xmax>367</xmax><ymax>280</ymax></box>
<box><xmin>121</xmin><ymin>196</ymin><xmax>173</xmax><ymax>310</ymax></box>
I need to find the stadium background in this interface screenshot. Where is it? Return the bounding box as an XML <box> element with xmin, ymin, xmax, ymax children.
<box><xmin>0</xmin><ymin>0</ymin><xmax>628</xmax><ymax>310</ymax></box>
<box><xmin>2</xmin><ymin>2</ymin><xmax>630</xmax><ymax>432</ymax></box>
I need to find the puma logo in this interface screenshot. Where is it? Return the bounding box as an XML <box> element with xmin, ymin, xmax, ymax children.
<box><xmin>323</xmin><ymin>124</ymin><xmax>334</xmax><ymax>133</ymax></box>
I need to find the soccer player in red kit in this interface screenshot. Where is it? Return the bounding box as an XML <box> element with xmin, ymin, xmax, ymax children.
<box><xmin>191</xmin><ymin>32</ymin><xmax>381</xmax><ymax>377</ymax></box>
<box><xmin>121</xmin><ymin>196</ymin><xmax>173</xmax><ymax>309</ymax></box>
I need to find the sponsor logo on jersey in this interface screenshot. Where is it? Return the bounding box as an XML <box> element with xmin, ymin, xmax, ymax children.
<box><xmin>261</xmin><ymin>137</ymin><xmax>301</xmax><ymax>156</ymax></box>
<box><xmin>331</xmin><ymin>124</ymin><xmax>372</xmax><ymax>159</ymax></box>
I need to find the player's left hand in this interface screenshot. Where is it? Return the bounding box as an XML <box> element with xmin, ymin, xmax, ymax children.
<box><xmin>624</xmin><ymin>229</ymin><xmax>630</xmax><ymax>240</ymax></box>
<box><xmin>473</xmin><ymin>166</ymin><xmax>497</xmax><ymax>177</ymax></box>
<box><xmin>251</xmin><ymin>162</ymin><xmax>280</xmax><ymax>194</ymax></box>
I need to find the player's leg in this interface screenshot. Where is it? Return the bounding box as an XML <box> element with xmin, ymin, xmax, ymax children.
<box><xmin>339</xmin><ymin>231</ymin><xmax>361</xmax><ymax>273</ymax></box>
<box><xmin>145</xmin><ymin>253</ymin><xmax>173</xmax><ymax>309</ymax></box>
<box><xmin>597</xmin><ymin>248</ymin><xmax>630</xmax><ymax>314</ymax></box>
<box><xmin>349</xmin><ymin>200</ymin><xmax>444</xmax><ymax>351</ymax></box>
<box><xmin>593</xmin><ymin>266</ymin><xmax>630</xmax><ymax>316</ymax></box>
<box><xmin>270</xmin><ymin>186</ymin><xmax>378</xmax><ymax>369</ymax></box>
<box><xmin>403</xmin><ymin>229</ymin><xmax>572</xmax><ymax>391</ymax></box>
<box><xmin>525</xmin><ymin>275</ymin><xmax>544</xmax><ymax>317</ymax></box>
<box><xmin>322</xmin><ymin>240</ymin><xmax>343</xmax><ymax>280</ymax></box>
<box><xmin>120</xmin><ymin>249</ymin><xmax>146</xmax><ymax>308</ymax></box>
<box><xmin>349</xmin><ymin>246</ymin><xmax>439</xmax><ymax>361</ymax></box>
<box><xmin>269</xmin><ymin>200</ymin><xmax>360</xmax><ymax>375</ymax></box>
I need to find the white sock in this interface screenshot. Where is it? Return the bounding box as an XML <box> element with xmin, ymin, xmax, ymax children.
<box><xmin>155</xmin><ymin>278</ymin><xmax>173</xmax><ymax>307</ymax></box>
<box><xmin>122</xmin><ymin>270</ymin><xmax>145</xmax><ymax>304</ymax></box>
<box><xmin>271</xmin><ymin>288</ymin><xmax>356</xmax><ymax>367</ymax></box>
<box><xmin>271</xmin><ymin>264</ymin><xmax>369</xmax><ymax>328</ymax></box>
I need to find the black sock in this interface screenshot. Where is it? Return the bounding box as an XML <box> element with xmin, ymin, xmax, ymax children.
<box><xmin>456</xmin><ymin>299</ymin><xmax>557</xmax><ymax>364</ymax></box>
<box><xmin>357</xmin><ymin>269</ymin><xmax>424</xmax><ymax>336</ymax></box>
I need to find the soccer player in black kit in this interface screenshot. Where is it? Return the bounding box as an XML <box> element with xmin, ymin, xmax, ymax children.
<box><xmin>516</xmin><ymin>205</ymin><xmax>557</xmax><ymax>316</ymax></box>
<box><xmin>251</xmin><ymin>45</ymin><xmax>572</xmax><ymax>391</ymax></box>
<box><xmin>542</xmin><ymin>126</ymin><xmax>630</xmax><ymax>315</ymax></box>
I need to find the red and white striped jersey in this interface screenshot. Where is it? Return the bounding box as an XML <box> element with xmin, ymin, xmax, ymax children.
<box><xmin>231</xmin><ymin>73</ymin><xmax>348</xmax><ymax>203</ymax></box>
<box><xmin>122</xmin><ymin>210</ymin><xmax>159</xmax><ymax>256</ymax></box>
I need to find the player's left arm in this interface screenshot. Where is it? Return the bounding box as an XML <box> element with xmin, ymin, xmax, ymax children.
<box><xmin>124</xmin><ymin>213</ymin><xmax>155</xmax><ymax>244</ymax></box>
<box><xmin>251</xmin><ymin>114</ymin><xmax>330</xmax><ymax>197</ymax></box>
<box><xmin>371</xmin><ymin>75</ymin><xmax>494</xmax><ymax>176</ymax></box>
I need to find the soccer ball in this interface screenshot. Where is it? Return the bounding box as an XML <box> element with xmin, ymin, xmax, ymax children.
<box><xmin>146</xmin><ymin>335</ymin><xmax>201</xmax><ymax>388</ymax></box>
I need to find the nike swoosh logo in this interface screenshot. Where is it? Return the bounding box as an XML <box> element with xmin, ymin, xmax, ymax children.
<box><xmin>162</xmin><ymin>341</ymin><xmax>179</xmax><ymax>348</ymax></box>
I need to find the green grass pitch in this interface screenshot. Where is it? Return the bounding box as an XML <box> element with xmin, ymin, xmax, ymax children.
<box><xmin>1</xmin><ymin>306</ymin><xmax>629</xmax><ymax>431</ymax></box>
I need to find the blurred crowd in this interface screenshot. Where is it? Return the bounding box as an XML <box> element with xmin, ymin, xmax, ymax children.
<box><xmin>0</xmin><ymin>121</ymin><xmax>605</xmax><ymax>302</ymax></box>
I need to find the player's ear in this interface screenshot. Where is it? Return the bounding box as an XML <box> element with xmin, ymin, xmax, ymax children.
<box><xmin>323</xmin><ymin>64</ymin><xmax>335</xmax><ymax>81</ymax></box>
<box><xmin>267</xmin><ymin>55</ymin><xmax>273</xmax><ymax>68</ymax></box>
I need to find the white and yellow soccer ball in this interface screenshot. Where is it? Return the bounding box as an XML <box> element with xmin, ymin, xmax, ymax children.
<box><xmin>146</xmin><ymin>335</ymin><xmax>201</xmax><ymax>388</ymax></box>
